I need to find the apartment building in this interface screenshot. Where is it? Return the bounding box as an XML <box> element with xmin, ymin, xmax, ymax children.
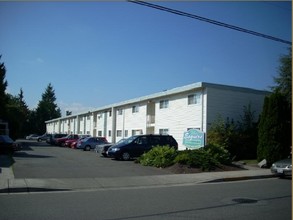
<box><xmin>45</xmin><ymin>82</ymin><xmax>269</xmax><ymax>150</ymax></box>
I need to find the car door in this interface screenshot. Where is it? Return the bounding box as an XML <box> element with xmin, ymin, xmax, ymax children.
<box><xmin>132</xmin><ymin>136</ymin><xmax>149</xmax><ymax>157</ymax></box>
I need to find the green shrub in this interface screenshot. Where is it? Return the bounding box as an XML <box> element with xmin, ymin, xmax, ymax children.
<box><xmin>138</xmin><ymin>145</ymin><xmax>178</xmax><ymax>168</ymax></box>
<box><xmin>174</xmin><ymin>147</ymin><xmax>227</xmax><ymax>171</ymax></box>
<box><xmin>138</xmin><ymin>144</ymin><xmax>232</xmax><ymax>171</ymax></box>
<box><xmin>204</xmin><ymin>144</ymin><xmax>231</xmax><ymax>165</ymax></box>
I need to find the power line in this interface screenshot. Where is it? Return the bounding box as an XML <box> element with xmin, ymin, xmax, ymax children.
<box><xmin>128</xmin><ymin>0</ymin><xmax>292</xmax><ymax>45</ymax></box>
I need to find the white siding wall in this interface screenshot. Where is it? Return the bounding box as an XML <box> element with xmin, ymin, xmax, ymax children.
<box><xmin>106</xmin><ymin>111</ymin><xmax>113</xmax><ymax>141</ymax></box>
<box><xmin>118</xmin><ymin>103</ymin><xmax>147</xmax><ymax>142</ymax></box>
<box><xmin>46</xmin><ymin>122</ymin><xmax>54</xmax><ymax>134</ymax></box>
<box><xmin>85</xmin><ymin>115</ymin><xmax>92</xmax><ymax>135</ymax></box>
<box><xmin>155</xmin><ymin>92</ymin><xmax>203</xmax><ymax>150</ymax></box>
<box><xmin>116</xmin><ymin>108</ymin><xmax>126</xmax><ymax>141</ymax></box>
<box><xmin>96</xmin><ymin>112</ymin><xmax>105</xmax><ymax>137</ymax></box>
<box><xmin>206</xmin><ymin>87</ymin><xmax>266</xmax><ymax>128</ymax></box>
<box><xmin>78</xmin><ymin>116</ymin><xmax>85</xmax><ymax>134</ymax></box>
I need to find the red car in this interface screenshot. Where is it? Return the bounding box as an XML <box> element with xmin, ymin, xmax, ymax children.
<box><xmin>64</xmin><ymin>138</ymin><xmax>78</xmax><ymax>148</ymax></box>
<box><xmin>55</xmin><ymin>134</ymin><xmax>79</xmax><ymax>147</ymax></box>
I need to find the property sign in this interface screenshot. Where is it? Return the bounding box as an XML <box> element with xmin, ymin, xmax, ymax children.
<box><xmin>183</xmin><ymin>129</ymin><xmax>205</xmax><ymax>149</ymax></box>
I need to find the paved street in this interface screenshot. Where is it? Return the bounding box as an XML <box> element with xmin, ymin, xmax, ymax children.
<box><xmin>0</xmin><ymin>178</ymin><xmax>291</xmax><ymax>220</ymax></box>
<box><xmin>12</xmin><ymin>141</ymin><xmax>172</xmax><ymax>178</ymax></box>
<box><xmin>0</xmin><ymin>140</ymin><xmax>290</xmax><ymax>219</ymax></box>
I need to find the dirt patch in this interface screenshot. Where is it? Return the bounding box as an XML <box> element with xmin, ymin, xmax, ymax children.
<box><xmin>164</xmin><ymin>163</ymin><xmax>245</xmax><ymax>174</ymax></box>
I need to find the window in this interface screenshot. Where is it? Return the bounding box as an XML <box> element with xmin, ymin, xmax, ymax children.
<box><xmin>135</xmin><ymin>136</ymin><xmax>148</xmax><ymax>145</ymax></box>
<box><xmin>118</xmin><ymin>109</ymin><xmax>123</xmax><ymax>115</ymax></box>
<box><xmin>132</xmin><ymin>129</ymin><xmax>143</xmax><ymax>136</ymax></box>
<box><xmin>132</xmin><ymin>105</ymin><xmax>139</xmax><ymax>113</ymax></box>
<box><xmin>188</xmin><ymin>93</ymin><xmax>200</xmax><ymax>105</ymax></box>
<box><xmin>109</xmin><ymin>111</ymin><xmax>112</xmax><ymax>117</ymax></box>
<box><xmin>108</xmin><ymin>130</ymin><xmax>112</xmax><ymax>137</ymax></box>
<box><xmin>124</xmin><ymin>130</ymin><xmax>128</xmax><ymax>137</ymax></box>
<box><xmin>187</xmin><ymin>128</ymin><xmax>200</xmax><ymax>131</ymax></box>
<box><xmin>98</xmin><ymin>131</ymin><xmax>102</xmax><ymax>136</ymax></box>
<box><xmin>159</xmin><ymin>128</ymin><xmax>169</xmax><ymax>135</ymax></box>
<box><xmin>117</xmin><ymin>130</ymin><xmax>122</xmax><ymax>137</ymax></box>
<box><xmin>160</xmin><ymin>100</ymin><xmax>169</xmax><ymax>109</ymax></box>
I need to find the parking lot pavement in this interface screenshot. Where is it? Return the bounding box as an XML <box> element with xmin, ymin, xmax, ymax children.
<box><xmin>0</xmin><ymin>140</ymin><xmax>277</xmax><ymax>193</ymax></box>
<box><xmin>11</xmin><ymin>141</ymin><xmax>173</xmax><ymax>179</ymax></box>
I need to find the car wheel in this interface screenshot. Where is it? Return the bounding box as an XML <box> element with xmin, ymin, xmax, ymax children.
<box><xmin>85</xmin><ymin>145</ymin><xmax>91</xmax><ymax>151</ymax></box>
<box><xmin>121</xmin><ymin>152</ymin><xmax>130</xmax><ymax>161</ymax></box>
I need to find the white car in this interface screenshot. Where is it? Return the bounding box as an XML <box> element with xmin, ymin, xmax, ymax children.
<box><xmin>26</xmin><ymin>134</ymin><xmax>40</xmax><ymax>140</ymax></box>
<box><xmin>271</xmin><ymin>158</ymin><xmax>292</xmax><ymax>177</ymax></box>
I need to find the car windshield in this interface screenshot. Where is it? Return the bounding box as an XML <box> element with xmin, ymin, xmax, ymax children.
<box><xmin>82</xmin><ymin>137</ymin><xmax>91</xmax><ymax>142</ymax></box>
<box><xmin>123</xmin><ymin>136</ymin><xmax>138</xmax><ymax>144</ymax></box>
<box><xmin>116</xmin><ymin>139</ymin><xmax>126</xmax><ymax>144</ymax></box>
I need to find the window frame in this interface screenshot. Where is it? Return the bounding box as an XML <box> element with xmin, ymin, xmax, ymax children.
<box><xmin>159</xmin><ymin>100</ymin><xmax>169</xmax><ymax>109</ymax></box>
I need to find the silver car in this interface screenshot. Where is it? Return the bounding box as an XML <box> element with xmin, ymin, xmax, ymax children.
<box><xmin>76</xmin><ymin>137</ymin><xmax>109</xmax><ymax>151</ymax></box>
<box><xmin>95</xmin><ymin>139</ymin><xmax>126</xmax><ymax>157</ymax></box>
<box><xmin>271</xmin><ymin>158</ymin><xmax>292</xmax><ymax>177</ymax></box>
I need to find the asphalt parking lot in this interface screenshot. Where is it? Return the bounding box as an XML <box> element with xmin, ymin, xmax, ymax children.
<box><xmin>12</xmin><ymin>140</ymin><xmax>172</xmax><ymax>179</ymax></box>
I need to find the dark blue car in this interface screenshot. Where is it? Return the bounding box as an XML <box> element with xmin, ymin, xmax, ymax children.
<box><xmin>107</xmin><ymin>134</ymin><xmax>178</xmax><ymax>160</ymax></box>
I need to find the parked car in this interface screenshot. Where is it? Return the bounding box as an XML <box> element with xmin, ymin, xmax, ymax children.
<box><xmin>95</xmin><ymin>138</ymin><xmax>126</xmax><ymax>157</ymax></box>
<box><xmin>46</xmin><ymin>133</ymin><xmax>67</xmax><ymax>145</ymax></box>
<box><xmin>107</xmin><ymin>134</ymin><xmax>178</xmax><ymax>160</ymax></box>
<box><xmin>76</xmin><ymin>137</ymin><xmax>109</xmax><ymax>151</ymax></box>
<box><xmin>0</xmin><ymin>135</ymin><xmax>21</xmax><ymax>154</ymax></box>
<box><xmin>26</xmin><ymin>134</ymin><xmax>40</xmax><ymax>140</ymax></box>
<box><xmin>55</xmin><ymin>134</ymin><xmax>79</xmax><ymax>147</ymax></box>
<box><xmin>37</xmin><ymin>133</ymin><xmax>51</xmax><ymax>142</ymax></box>
<box><xmin>271</xmin><ymin>157</ymin><xmax>292</xmax><ymax>177</ymax></box>
<box><xmin>65</xmin><ymin>135</ymin><xmax>90</xmax><ymax>148</ymax></box>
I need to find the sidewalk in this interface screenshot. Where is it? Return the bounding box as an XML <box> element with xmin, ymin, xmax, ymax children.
<box><xmin>0</xmin><ymin>156</ymin><xmax>275</xmax><ymax>194</ymax></box>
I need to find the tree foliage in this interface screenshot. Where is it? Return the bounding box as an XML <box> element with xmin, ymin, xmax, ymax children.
<box><xmin>207</xmin><ymin>104</ymin><xmax>259</xmax><ymax>160</ymax></box>
<box><xmin>258</xmin><ymin>48</ymin><xmax>292</xmax><ymax>165</ymax></box>
<box><xmin>257</xmin><ymin>92</ymin><xmax>291</xmax><ymax>165</ymax></box>
<box><xmin>272</xmin><ymin>47</ymin><xmax>292</xmax><ymax>106</ymax></box>
<box><xmin>34</xmin><ymin>83</ymin><xmax>61</xmax><ymax>134</ymax></box>
<box><xmin>0</xmin><ymin>56</ymin><xmax>8</xmax><ymax>120</ymax></box>
<box><xmin>5</xmin><ymin>89</ymin><xmax>30</xmax><ymax>139</ymax></box>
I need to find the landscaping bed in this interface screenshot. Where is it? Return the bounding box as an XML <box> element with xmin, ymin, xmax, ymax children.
<box><xmin>165</xmin><ymin>163</ymin><xmax>245</xmax><ymax>174</ymax></box>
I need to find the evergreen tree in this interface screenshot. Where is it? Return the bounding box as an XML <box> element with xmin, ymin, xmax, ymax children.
<box><xmin>273</xmin><ymin>47</ymin><xmax>292</xmax><ymax>106</ymax></box>
<box><xmin>5</xmin><ymin>89</ymin><xmax>30</xmax><ymax>139</ymax></box>
<box><xmin>257</xmin><ymin>92</ymin><xmax>291</xmax><ymax>165</ymax></box>
<box><xmin>0</xmin><ymin>55</ymin><xmax>8</xmax><ymax>120</ymax></box>
<box><xmin>35</xmin><ymin>83</ymin><xmax>61</xmax><ymax>134</ymax></box>
<box><xmin>257</xmin><ymin>48</ymin><xmax>292</xmax><ymax>165</ymax></box>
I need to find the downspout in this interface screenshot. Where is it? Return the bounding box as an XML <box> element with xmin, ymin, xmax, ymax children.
<box><xmin>112</xmin><ymin>107</ymin><xmax>116</xmax><ymax>143</ymax></box>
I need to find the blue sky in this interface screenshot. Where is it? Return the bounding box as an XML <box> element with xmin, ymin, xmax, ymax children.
<box><xmin>0</xmin><ymin>1</ymin><xmax>291</xmax><ymax>116</ymax></box>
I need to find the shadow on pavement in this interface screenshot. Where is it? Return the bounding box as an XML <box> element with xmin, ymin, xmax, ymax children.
<box><xmin>0</xmin><ymin>154</ymin><xmax>14</xmax><ymax>168</ymax></box>
<box><xmin>0</xmin><ymin>187</ymin><xmax>70</xmax><ymax>194</ymax></box>
<box><xmin>13</xmin><ymin>152</ymin><xmax>54</xmax><ymax>159</ymax></box>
